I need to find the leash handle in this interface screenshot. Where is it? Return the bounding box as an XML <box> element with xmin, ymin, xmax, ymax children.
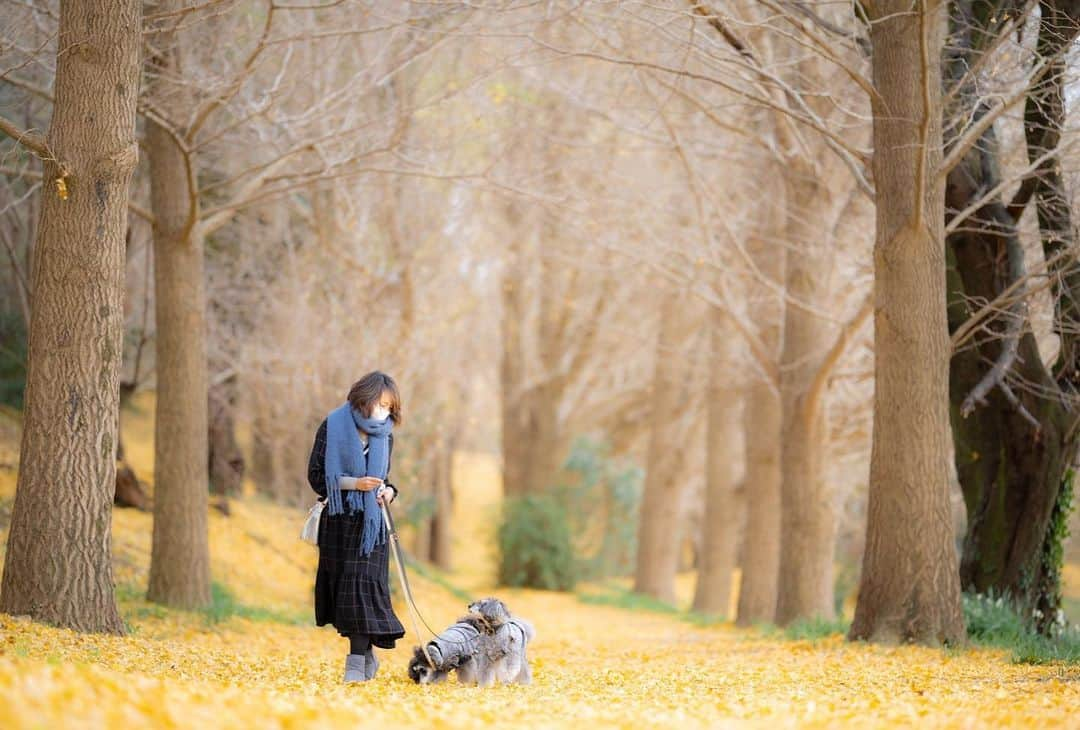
<box><xmin>381</xmin><ymin>501</ymin><xmax>438</xmax><ymax>670</ymax></box>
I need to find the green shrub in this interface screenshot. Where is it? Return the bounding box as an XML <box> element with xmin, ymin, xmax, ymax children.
<box><xmin>496</xmin><ymin>493</ymin><xmax>579</xmax><ymax>590</ymax></box>
<box><xmin>495</xmin><ymin>435</ymin><xmax>642</xmax><ymax>591</ymax></box>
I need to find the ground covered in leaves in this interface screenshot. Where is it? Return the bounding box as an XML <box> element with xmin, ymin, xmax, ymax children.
<box><xmin>0</xmin><ymin>402</ymin><xmax>1078</xmax><ymax>728</ymax></box>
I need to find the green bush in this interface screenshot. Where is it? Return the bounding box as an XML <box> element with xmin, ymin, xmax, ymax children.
<box><xmin>496</xmin><ymin>493</ymin><xmax>579</xmax><ymax>591</ymax></box>
<box><xmin>495</xmin><ymin>435</ymin><xmax>643</xmax><ymax>590</ymax></box>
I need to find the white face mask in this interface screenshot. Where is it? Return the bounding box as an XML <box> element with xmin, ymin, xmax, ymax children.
<box><xmin>372</xmin><ymin>405</ymin><xmax>390</xmax><ymax>421</ymax></box>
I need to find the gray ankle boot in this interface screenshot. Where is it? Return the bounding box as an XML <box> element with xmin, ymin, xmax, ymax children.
<box><xmin>343</xmin><ymin>653</ymin><xmax>368</xmax><ymax>683</ymax></box>
<box><xmin>364</xmin><ymin>646</ymin><xmax>379</xmax><ymax>679</ymax></box>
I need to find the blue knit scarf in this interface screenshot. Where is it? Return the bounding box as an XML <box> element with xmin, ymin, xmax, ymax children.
<box><xmin>323</xmin><ymin>401</ymin><xmax>394</xmax><ymax>556</ymax></box>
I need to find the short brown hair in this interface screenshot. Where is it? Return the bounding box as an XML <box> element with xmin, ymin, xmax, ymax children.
<box><xmin>347</xmin><ymin>371</ymin><xmax>403</xmax><ymax>425</ymax></box>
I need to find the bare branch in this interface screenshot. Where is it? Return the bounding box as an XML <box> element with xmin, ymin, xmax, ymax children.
<box><xmin>0</xmin><ymin>114</ymin><xmax>51</xmax><ymax>160</ymax></box>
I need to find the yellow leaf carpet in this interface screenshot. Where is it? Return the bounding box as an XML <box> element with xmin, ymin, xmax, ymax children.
<box><xmin>0</xmin><ymin>404</ymin><xmax>1077</xmax><ymax>729</ymax></box>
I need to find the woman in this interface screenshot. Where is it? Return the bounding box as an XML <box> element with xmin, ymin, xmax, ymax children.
<box><xmin>307</xmin><ymin>371</ymin><xmax>406</xmax><ymax>683</ymax></box>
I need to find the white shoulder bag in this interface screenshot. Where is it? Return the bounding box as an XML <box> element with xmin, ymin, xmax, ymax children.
<box><xmin>300</xmin><ymin>499</ymin><xmax>325</xmax><ymax>545</ymax></box>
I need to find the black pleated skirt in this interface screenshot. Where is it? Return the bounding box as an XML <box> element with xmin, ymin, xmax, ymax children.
<box><xmin>314</xmin><ymin>508</ymin><xmax>405</xmax><ymax>649</ymax></box>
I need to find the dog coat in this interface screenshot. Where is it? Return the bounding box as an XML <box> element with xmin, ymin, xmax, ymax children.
<box><xmin>426</xmin><ymin>621</ymin><xmax>481</xmax><ymax>668</ymax></box>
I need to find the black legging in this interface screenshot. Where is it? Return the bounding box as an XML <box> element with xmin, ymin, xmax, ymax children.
<box><xmin>349</xmin><ymin>633</ymin><xmax>371</xmax><ymax>655</ymax></box>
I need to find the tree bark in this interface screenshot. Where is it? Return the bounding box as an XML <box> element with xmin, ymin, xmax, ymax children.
<box><xmin>145</xmin><ymin>5</ymin><xmax>211</xmax><ymax>608</ymax></box>
<box><xmin>736</xmin><ymin>219</ymin><xmax>785</xmax><ymax>626</ymax></box>
<box><xmin>501</xmin><ymin>207</ymin><xmax>572</xmax><ymax>498</ymax></box>
<box><xmin>945</xmin><ymin>0</ymin><xmax>1080</xmax><ymax>633</ymax></box>
<box><xmin>634</xmin><ymin>291</ymin><xmax>697</xmax><ymax>603</ymax></box>
<box><xmin>775</xmin><ymin>164</ymin><xmax>837</xmax><ymax>625</ymax></box>
<box><xmin>692</xmin><ymin>305</ymin><xmax>743</xmax><ymax>615</ymax></box>
<box><xmin>849</xmin><ymin>0</ymin><xmax>966</xmax><ymax>645</ymax></box>
<box><xmin>500</xmin><ymin>202</ymin><xmax>531</xmax><ymax>498</ymax></box>
<box><xmin>0</xmin><ymin>0</ymin><xmax>141</xmax><ymax>634</ymax></box>
<box><xmin>524</xmin><ymin>210</ymin><xmax>571</xmax><ymax>495</ymax></box>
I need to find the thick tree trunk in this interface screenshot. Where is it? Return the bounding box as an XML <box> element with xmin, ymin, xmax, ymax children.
<box><xmin>775</xmin><ymin>166</ymin><xmax>836</xmax><ymax>625</ymax></box>
<box><xmin>692</xmin><ymin>307</ymin><xmax>743</xmax><ymax>615</ymax></box>
<box><xmin>736</xmin><ymin>379</ymin><xmax>782</xmax><ymax>624</ymax></box>
<box><xmin>849</xmin><ymin>0</ymin><xmax>966</xmax><ymax>645</ymax></box>
<box><xmin>145</xmin><ymin>6</ymin><xmax>211</xmax><ymax>608</ymax></box>
<box><xmin>0</xmin><ymin>0</ymin><xmax>141</xmax><ymax>634</ymax></box>
<box><xmin>736</xmin><ymin>223</ymin><xmax>785</xmax><ymax>626</ymax></box>
<box><xmin>945</xmin><ymin>0</ymin><xmax>1080</xmax><ymax>633</ymax></box>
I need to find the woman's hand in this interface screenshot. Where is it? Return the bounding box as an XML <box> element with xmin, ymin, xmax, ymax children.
<box><xmin>340</xmin><ymin>476</ymin><xmax>383</xmax><ymax>491</ymax></box>
<box><xmin>356</xmin><ymin>476</ymin><xmax>384</xmax><ymax>492</ymax></box>
<box><xmin>376</xmin><ymin>485</ymin><xmax>395</xmax><ymax>506</ymax></box>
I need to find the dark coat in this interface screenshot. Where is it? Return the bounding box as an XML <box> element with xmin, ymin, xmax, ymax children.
<box><xmin>307</xmin><ymin>418</ymin><xmax>405</xmax><ymax>647</ymax></box>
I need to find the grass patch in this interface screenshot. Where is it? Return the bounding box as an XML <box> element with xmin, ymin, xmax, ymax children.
<box><xmin>574</xmin><ymin>583</ymin><xmax>728</xmax><ymax>627</ymax></box>
<box><xmin>1010</xmin><ymin>632</ymin><xmax>1080</xmax><ymax>665</ymax></box>
<box><xmin>783</xmin><ymin>616</ymin><xmax>851</xmax><ymax>641</ymax></box>
<box><xmin>114</xmin><ymin>580</ymin><xmax>309</xmax><ymax>628</ymax></box>
<box><xmin>202</xmin><ymin>581</ymin><xmax>308</xmax><ymax>626</ymax></box>
<box><xmin>963</xmin><ymin>591</ymin><xmax>1080</xmax><ymax>665</ymax></box>
<box><xmin>577</xmin><ymin>585</ymin><xmax>680</xmax><ymax>614</ymax></box>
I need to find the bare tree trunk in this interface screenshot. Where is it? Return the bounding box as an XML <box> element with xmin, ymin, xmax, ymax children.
<box><xmin>775</xmin><ymin>165</ymin><xmax>836</xmax><ymax>625</ymax></box>
<box><xmin>692</xmin><ymin>306</ymin><xmax>743</xmax><ymax>615</ymax></box>
<box><xmin>946</xmin><ymin>0</ymin><xmax>1080</xmax><ymax>634</ymax></box>
<box><xmin>524</xmin><ymin>213</ymin><xmax>570</xmax><ymax>495</ymax></box>
<box><xmin>500</xmin><ymin>203</ymin><xmax>531</xmax><ymax>498</ymax></box>
<box><xmin>208</xmin><ymin>380</ymin><xmax>244</xmax><ymax>498</ymax></box>
<box><xmin>430</xmin><ymin>433</ymin><xmax>454</xmax><ymax>570</ymax></box>
<box><xmin>250</xmin><ymin>414</ymin><xmax>277</xmax><ymax>498</ymax></box>
<box><xmin>634</xmin><ymin>291</ymin><xmax>697</xmax><ymax>603</ymax></box>
<box><xmin>737</xmin><ymin>225</ymin><xmax>785</xmax><ymax>626</ymax></box>
<box><xmin>0</xmin><ymin>0</ymin><xmax>141</xmax><ymax>633</ymax></box>
<box><xmin>850</xmin><ymin>0</ymin><xmax>965</xmax><ymax>645</ymax></box>
<box><xmin>145</xmin><ymin>5</ymin><xmax>211</xmax><ymax>608</ymax></box>
<box><xmin>411</xmin><ymin>451</ymin><xmax>432</xmax><ymax>560</ymax></box>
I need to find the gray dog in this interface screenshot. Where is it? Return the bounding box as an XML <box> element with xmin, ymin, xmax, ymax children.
<box><xmin>407</xmin><ymin>597</ymin><xmax>535</xmax><ymax>686</ymax></box>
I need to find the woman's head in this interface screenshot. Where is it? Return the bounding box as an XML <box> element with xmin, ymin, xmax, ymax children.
<box><xmin>347</xmin><ymin>371</ymin><xmax>403</xmax><ymax>424</ymax></box>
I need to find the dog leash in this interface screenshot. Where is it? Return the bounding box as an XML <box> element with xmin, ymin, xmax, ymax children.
<box><xmin>380</xmin><ymin>500</ymin><xmax>439</xmax><ymax>668</ymax></box>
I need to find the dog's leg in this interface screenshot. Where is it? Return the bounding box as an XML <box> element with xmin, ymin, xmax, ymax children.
<box><xmin>456</xmin><ymin>658</ymin><xmax>478</xmax><ymax>685</ymax></box>
<box><xmin>476</xmin><ymin>660</ymin><xmax>496</xmax><ymax>687</ymax></box>
<box><xmin>517</xmin><ymin>656</ymin><xmax>533</xmax><ymax>685</ymax></box>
